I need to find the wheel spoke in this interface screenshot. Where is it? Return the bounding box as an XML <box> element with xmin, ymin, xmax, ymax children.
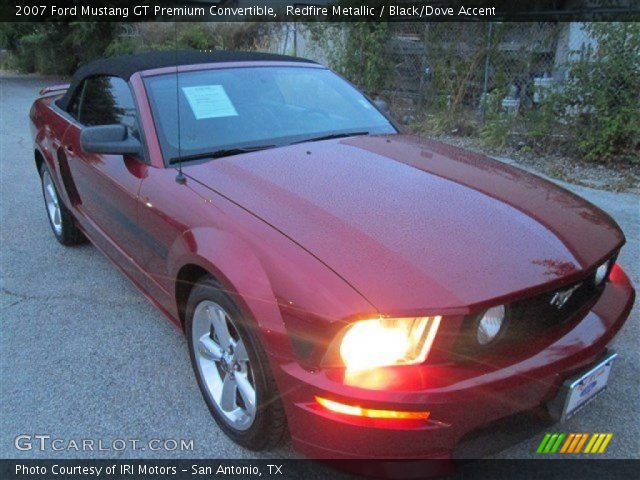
<box><xmin>46</xmin><ymin>184</ymin><xmax>57</xmax><ymax>206</ymax></box>
<box><xmin>53</xmin><ymin>207</ymin><xmax>61</xmax><ymax>226</ymax></box>
<box><xmin>209</xmin><ymin>306</ymin><xmax>234</xmax><ymax>351</ymax></box>
<box><xmin>235</xmin><ymin>372</ymin><xmax>256</xmax><ymax>416</ymax></box>
<box><xmin>233</xmin><ymin>339</ymin><xmax>249</xmax><ymax>363</ymax></box>
<box><xmin>198</xmin><ymin>334</ymin><xmax>222</xmax><ymax>361</ymax></box>
<box><xmin>219</xmin><ymin>375</ymin><xmax>237</xmax><ymax>412</ymax></box>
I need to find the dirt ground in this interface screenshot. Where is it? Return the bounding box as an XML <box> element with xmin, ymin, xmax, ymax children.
<box><xmin>432</xmin><ymin>134</ymin><xmax>640</xmax><ymax>194</ymax></box>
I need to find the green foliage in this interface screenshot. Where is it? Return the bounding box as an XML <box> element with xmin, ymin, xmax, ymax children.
<box><xmin>105</xmin><ymin>24</ymin><xmax>218</xmax><ymax>54</ymax></box>
<box><xmin>424</xmin><ymin>23</ymin><xmax>488</xmax><ymax>111</ymax></box>
<box><xmin>555</xmin><ymin>23</ymin><xmax>640</xmax><ymax>161</ymax></box>
<box><xmin>104</xmin><ymin>37</ymin><xmax>139</xmax><ymax>57</ymax></box>
<box><xmin>479</xmin><ymin>87</ymin><xmax>511</xmax><ymax>148</ymax></box>
<box><xmin>1</xmin><ymin>22</ymin><xmax>116</xmax><ymax>74</ymax></box>
<box><xmin>69</xmin><ymin>23</ymin><xmax>117</xmax><ymax>65</ymax></box>
<box><xmin>0</xmin><ymin>22</ymin><xmax>36</xmax><ymax>50</ymax></box>
<box><xmin>416</xmin><ymin>23</ymin><xmax>492</xmax><ymax>136</ymax></box>
<box><xmin>479</xmin><ymin>116</ymin><xmax>511</xmax><ymax>148</ymax></box>
<box><xmin>0</xmin><ymin>22</ymin><xmax>275</xmax><ymax>74</ymax></box>
<box><xmin>215</xmin><ymin>23</ymin><xmax>275</xmax><ymax>51</ymax></box>
<box><xmin>525</xmin><ymin>99</ymin><xmax>557</xmax><ymax>139</ymax></box>
<box><xmin>308</xmin><ymin>22</ymin><xmax>390</xmax><ymax>95</ymax></box>
<box><xmin>105</xmin><ymin>23</ymin><xmax>274</xmax><ymax>57</ymax></box>
<box><xmin>17</xmin><ymin>26</ymin><xmax>76</xmax><ymax>74</ymax></box>
<box><xmin>177</xmin><ymin>24</ymin><xmax>219</xmax><ymax>50</ymax></box>
<box><xmin>418</xmin><ymin>22</ymin><xmax>639</xmax><ymax>162</ymax></box>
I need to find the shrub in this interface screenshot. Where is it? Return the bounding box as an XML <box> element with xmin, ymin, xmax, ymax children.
<box><xmin>18</xmin><ymin>28</ymin><xmax>76</xmax><ymax>74</ymax></box>
<box><xmin>556</xmin><ymin>23</ymin><xmax>640</xmax><ymax>162</ymax></box>
<box><xmin>1</xmin><ymin>22</ymin><xmax>117</xmax><ymax>74</ymax></box>
<box><xmin>68</xmin><ymin>22</ymin><xmax>117</xmax><ymax>66</ymax></box>
<box><xmin>307</xmin><ymin>22</ymin><xmax>390</xmax><ymax>96</ymax></box>
<box><xmin>479</xmin><ymin>87</ymin><xmax>512</xmax><ymax>148</ymax></box>
<box><xmin>177</xmin><ymin>24</ymin><xmax>219</xmax><ymax>50</ymax></box>
<box><xmin>103</xmin><ymin>23</ymin><xmax>275</xmax><ymax>58</ymax></box>
<box><xmin>415</xmin><ymin>23</ymin><xmax>497</xmax><ymax>137</ymax></box>
<box><xmin>0</xmin><ymin>23</ymin><xmax>36</xmax><ymax>51</ymax></box>
<box><xmin>213</xmin><ymin>23</ymin><xmax>275</xmax><ymax>51</ymax></box>
<box><xmin>104</xmin><ymin>37</ymin><xmax>139</xmax><ymax>57</ymax></box>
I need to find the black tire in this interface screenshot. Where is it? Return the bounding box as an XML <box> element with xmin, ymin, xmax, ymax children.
<box><xmin>185</xmin><ymin>275</ymin><xmax>287</xmax><ymax>450</ymax></box>
<box><xmin>39</xmin><ymin>162</ymin><xmax>85</xmax><ymax>246</ymax></box>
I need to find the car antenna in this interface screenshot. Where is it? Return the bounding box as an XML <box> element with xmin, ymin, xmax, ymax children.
<box><xmin>174</xmin><ymin>20</ymin><xmax>186</xmax><ymax>185</ymax></box>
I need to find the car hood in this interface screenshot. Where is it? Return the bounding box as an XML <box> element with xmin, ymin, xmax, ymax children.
<box><xmin>185</xmin><ymin>134</ymin><xmax>624</xmax><ymax>314</ymax></box>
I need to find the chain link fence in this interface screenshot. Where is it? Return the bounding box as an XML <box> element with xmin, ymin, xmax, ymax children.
<box><xmin>383</xmin><ymin>22</ymin><xmax>562</xmax><ymax>121</ymax></box>
<box><xmin>296</xmin><ymin>21</ymin><xmax>639</xmax><ymax>161</ymax></box>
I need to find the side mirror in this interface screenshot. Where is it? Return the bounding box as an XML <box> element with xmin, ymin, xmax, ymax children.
<box><xmin>80</xmin><ymin>124</ymin><xmax>141</xmax><ymax>156</ymax></box>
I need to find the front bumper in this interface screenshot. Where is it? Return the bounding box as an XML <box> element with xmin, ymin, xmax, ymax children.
<box><xmin>276</xmin><ymin>264</ymin><xmax>635</xmax><ymax>459</ymax></box>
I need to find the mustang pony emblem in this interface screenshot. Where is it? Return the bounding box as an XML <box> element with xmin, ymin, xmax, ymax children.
<box><xmin>550</xmin><ymin>283</ymin><xmax>582</xmax><ymax>309</ymax></box>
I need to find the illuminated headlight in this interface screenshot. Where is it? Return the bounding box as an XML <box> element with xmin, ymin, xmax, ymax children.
<box><xmin>476</xmin><ymin>305</ymin><xmax>506</xmax><ymax>345</ymax></box>
<box><xmin>337</xmin><ymin>316</ymin><xmax>441</xmax><ymax>371</ymax></box>
<box><xmin>594</xmin><ymin>260</ymin><xmax>611</xmax><ymax>286</ymax></box>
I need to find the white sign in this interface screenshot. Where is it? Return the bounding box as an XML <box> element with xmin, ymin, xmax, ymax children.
<box><xmin>181</xmin><ymin>85</ymin><xmax>238</xmax><ymax>120</ymax></box>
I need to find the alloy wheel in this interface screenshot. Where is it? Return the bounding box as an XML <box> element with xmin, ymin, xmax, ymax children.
<box><xmin>191</xmin><ymin>300</ymin><xmax>257</xmax><ymax>431</ymax></box>
<box><xmin>42</xmin><ymin>170</ymin><xmax>62</xmax><ymax>235</ymax></box>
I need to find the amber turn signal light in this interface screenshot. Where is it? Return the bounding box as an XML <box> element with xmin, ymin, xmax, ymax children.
<box><xmin>315</xmin><ymin>396</ymin><xmax>430</xmax><ymax>420</ymax></box>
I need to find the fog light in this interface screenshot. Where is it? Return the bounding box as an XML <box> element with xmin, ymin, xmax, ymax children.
<box><xmin>477</xmin><ymin>305</ymin><xmax>506</xmax><ymax>345</ymax></box>
<box><xmin>315</xmin><ymin>396</ymin><xmax>430</xmax><ymax>420</ymax></box>
<box><xmin>594</xmin><ymin>261</ymin><xmax>610</xmax><ymax>286</ymax></box>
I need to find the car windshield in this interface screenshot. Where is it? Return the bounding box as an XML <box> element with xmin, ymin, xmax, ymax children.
<box><xmin>143</xmin><ymin>66</ymin><xmax>396</xmax><ymax>162</ymax></box>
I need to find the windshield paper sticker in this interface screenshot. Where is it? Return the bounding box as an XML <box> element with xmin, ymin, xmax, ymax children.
<box><xmin>181</xmin><ymin>85</ymin><xmax>238</xmax><ymax>119</ymax></box>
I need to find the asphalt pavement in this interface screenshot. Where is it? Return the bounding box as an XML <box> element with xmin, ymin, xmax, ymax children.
<box><xmin>1</xmin><ymin>74</ymin><xmax>638</xmax><ymax>467</ymax></box>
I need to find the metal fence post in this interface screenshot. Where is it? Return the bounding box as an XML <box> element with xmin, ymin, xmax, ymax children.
<box><xmin>481</xmin><ymin>22</ymin><xmax>493</xmax><ymax>122</ymax></box>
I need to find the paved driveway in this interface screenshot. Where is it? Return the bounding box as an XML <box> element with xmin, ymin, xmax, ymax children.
<box><xmin>1</xmin><ymin>74</ymin><xmax>638</xmax><ymax>465</ymax></box>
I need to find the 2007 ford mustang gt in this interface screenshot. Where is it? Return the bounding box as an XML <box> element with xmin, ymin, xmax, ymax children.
<box><xmin>30</xmin><ymin>51</ymin><xmax>634</xmax><ymax>459</ymax></box>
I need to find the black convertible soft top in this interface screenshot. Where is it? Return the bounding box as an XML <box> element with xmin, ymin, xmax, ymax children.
<box><xmin>57</xmin><ymin>50</ymin><xmax>316</xmax><ymax>111</ymax></box>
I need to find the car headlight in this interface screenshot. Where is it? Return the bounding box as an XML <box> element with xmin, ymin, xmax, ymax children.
<box><xmin>336</xmin><ymin>316</ymin><xmax>441</xmax><ymax>371</ymax></box>
<box><xmin>476</xmin><ymin>305</ymin><xmax>506</xmax><ymax>345</ymax></box>
<box><xmin>594</xmin><ymin>260</ymin><xmax>611</xmax><ymax>286</ymax></box>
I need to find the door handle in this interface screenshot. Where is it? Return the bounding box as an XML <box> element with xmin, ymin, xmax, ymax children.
<box><xmin>65</xmin><ymin>145</ymin><xmax>74</xmax><ymax>153</ymax></box>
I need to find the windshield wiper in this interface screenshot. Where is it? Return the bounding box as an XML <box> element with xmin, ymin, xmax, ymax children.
<box><xmin>169</xmin><ymin>145</ymin><xmax>276</xmax><ymax>164</ymax></box>
<box><xmin>290</xmin><ymin>131</ymin><xmax>370</xmax><ymax>145</ymax></box>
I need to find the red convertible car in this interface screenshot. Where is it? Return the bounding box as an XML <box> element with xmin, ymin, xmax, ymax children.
<box><xmin>30</xmin><ymin>51</ymin><xmax>634</xmax><ymax>459</ymax></box>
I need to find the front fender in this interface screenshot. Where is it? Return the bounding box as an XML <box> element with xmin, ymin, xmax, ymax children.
<box><xmin>34</xmin><ymin>129</ymin><xmax>58</xmax><ymax>177</ymax></box>
<box><xmin>34</xmin><ymin>142</ymin><xmax>67</xmax><ymax>204</ymax></box>
<box><xmin>167</xmin><ymin>226</ymin><xmax>292</xmax><ymax>360</ymax></box>
<box><xmin>33</xmin><ymin>102</ymin><xmax>75</xmax><ymax>209</ymax></box>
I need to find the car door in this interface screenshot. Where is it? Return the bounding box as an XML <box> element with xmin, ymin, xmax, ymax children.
<box><xmin>60</xmin><ymin>76</ymin><xmax>149</xmax><ymax>284</ymax></box>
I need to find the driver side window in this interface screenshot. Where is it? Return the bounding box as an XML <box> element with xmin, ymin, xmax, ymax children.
<box><xmin>74</xmin><ymin>76</ymin><xmax>139</xmax><ymax>135</ymax></box>
<box><xmin>66</xmin><ymin>83</ymin><xmax>84</xmax><ymax>120</ymax></box>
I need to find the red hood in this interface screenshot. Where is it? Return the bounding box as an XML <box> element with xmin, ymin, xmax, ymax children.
<box><xmin>185</xmin><ymin>134</ymin><xmax>624</xmax><ymax>314</ymax></box>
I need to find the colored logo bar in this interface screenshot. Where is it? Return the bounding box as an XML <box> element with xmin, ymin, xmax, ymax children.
<box><xmin>537</xmin><ymin>433</ymin><xmax>613</xmax><ymax>454</ymax></box>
